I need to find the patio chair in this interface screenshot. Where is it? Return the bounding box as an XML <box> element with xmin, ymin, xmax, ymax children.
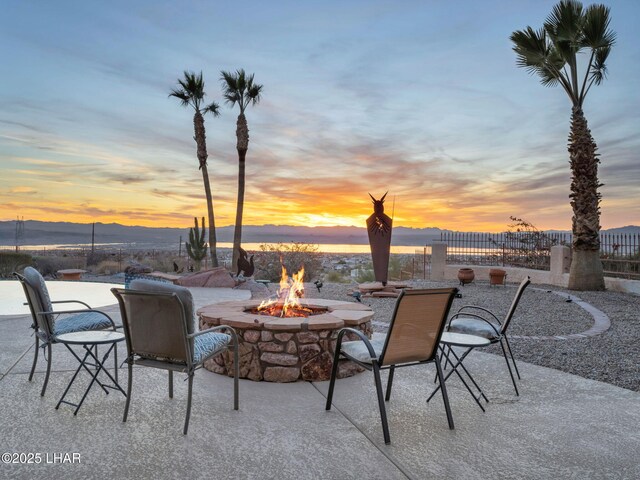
<box><xmin>14</xmin><ymin>267</ymin><xmax>118</xmax><ymax>396</ymax></box>
<box><xmin>111</xmin><ymin>279</ymin><xmax>239</xmax><ymax>435</ymax></box>
<box><xmin>445</xmin><ymin>276</ymin><xmax>531</xmax><ymax>396</ymax></box>
<box><xmin>326</xmin><ymin>288</ymin><xmax>458</xmax><ymax>444</ymax></box>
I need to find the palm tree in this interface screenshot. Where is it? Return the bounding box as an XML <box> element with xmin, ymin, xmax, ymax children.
<box><xmin>220</xmin><ymin>69</ymin><xmax>263</xmax><ymax>271</ymax></box>
<box><xmin>511</xmin><ymin>0</ymin><xmax>615</xmax><ymax>291</ymax></box>
<box><xmin>170</xmin><ymin>71</ymin><xmax>221</xmax><ymax>268</ymax></box>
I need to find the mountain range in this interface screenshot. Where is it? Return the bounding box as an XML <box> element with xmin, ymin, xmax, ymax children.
<box><xmin>0</xmin><ymin>220</ymin><xmax>638</xmax><ymax>248</ymax></box>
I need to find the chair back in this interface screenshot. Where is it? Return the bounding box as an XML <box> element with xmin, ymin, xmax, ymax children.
<box><xmin>501</xmin><ymin>276</ymin><xmax>531</xmax><ymax>334</ymax></box>
<box><xmin>111</xmin><ymin>285</ymin><xmax>192</xmax><ymax>365</ymax></box>
<box><xmin>379</xmin><ymin>288</ymin><xmax>458</xmax><ymax>366</ymax></box>
<box><xmin>14</xmin><ymin>267</ymin><xmax>54</xmax><ymax>337</ymax></box>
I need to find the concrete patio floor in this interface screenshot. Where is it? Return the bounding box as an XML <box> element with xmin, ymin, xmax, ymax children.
<box><xmin>1</xmin><ymin>290</ymin><xmax>639</xmax><ymax>479</ymax></box>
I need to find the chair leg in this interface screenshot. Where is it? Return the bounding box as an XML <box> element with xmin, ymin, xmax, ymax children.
<box><xmin>504</xmin><ymin>335</ymin><xmax>521</xmax><ymax>379</ymax></box>
<box><xmin>233</xmin><ymin>342</ymin><xmax>239</xmax><ymax>411</ymax></box>
<box><xmin>373</xmin><ymin>362</ymin><xmax>391</xmax><ymax>444</ymax></box>
<box><xmin>114</xmin><ymin>344</ymin><xmax>118</xmax><ymax>383</ymax></box>
<box><xmin>41</xmin><ymin>343</ymin><xmax>52</xmax><ymax>397</ymax></box>
<box><xmin>325</xmin><ymin>347</ymin><xmax>341</xmax><ymax>411</ymax></box>
<box><xmin>168</xmin><ymin>370</ymin><xmax>173</xmax><ymax>398</ymax></box>
<box><xmin>499</xmin><ymin>339</ymin><xmax>519</xmax><ymax>396</ymax></box>
<box><xmin>435</xmin><ymin>356</ymin><xmax>455</xmax><ymax>430</ymax></box>
<box><xmin>29</xmin><ymin>336</ymin><xmax>39</xmax><ymax>382</ymax></box>
<box><xmin>123</xmin><ymin>363</ymin><xmax>133</xmax><ymax>423</ymax></box>
<box><xmin>183</xmin><ymin>373</ymin><xmax>194</xmax><ymax>435</ymax></box>
<box><xmin>385</xmin><ymin>366</ymin><xmax>395</xmax><ymax>401</ymax></box>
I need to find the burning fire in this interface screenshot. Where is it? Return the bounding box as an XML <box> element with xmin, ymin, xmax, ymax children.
<box><xmin>256</xmin><ymin>265</ymin><xmax>313</xmax><ymax>318</ymax></box>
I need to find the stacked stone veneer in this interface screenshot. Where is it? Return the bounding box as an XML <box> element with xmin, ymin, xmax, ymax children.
<box><xmin>197</xmin><ymin>298</ymin><xmax>374</xmax><ymax>382</ymax></box>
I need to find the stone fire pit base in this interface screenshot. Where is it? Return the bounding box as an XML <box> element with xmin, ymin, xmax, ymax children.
<box><xmin>197</xmin><ymin>298</ymin><xmax>374</xmax><ymax>382</ymax></box>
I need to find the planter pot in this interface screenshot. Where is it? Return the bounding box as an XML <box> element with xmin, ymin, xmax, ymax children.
<box><xmin>489</xmin><ymin>268</ymin><xmax>507</xmax><ymax>286</ymax></box>
<box><xmin>457</xmin><ymin>268</ymin><xmax>475</xmax><ymax>286</ymax></box>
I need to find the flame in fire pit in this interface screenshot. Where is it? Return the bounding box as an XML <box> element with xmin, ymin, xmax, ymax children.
<box><xmin>256</xmin><ymin>265</ymin><xmax>314</xmax><ymax>317</ymax></box>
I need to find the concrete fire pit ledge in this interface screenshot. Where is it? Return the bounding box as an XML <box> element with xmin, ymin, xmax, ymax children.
<box><xmin>197</xmin><ymin>298</ymin><xmax>374</xmax><ymax>382</ymax></box>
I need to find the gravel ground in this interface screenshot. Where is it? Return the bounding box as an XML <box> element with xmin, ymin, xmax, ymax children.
<box><xmin>297</xmin><ymin>280</ymin><xmax>640</xmax><ymax>393</ymax></box>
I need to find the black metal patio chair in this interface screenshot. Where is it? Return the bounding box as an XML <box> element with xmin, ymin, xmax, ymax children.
<box><xmin>14</xmin><ymin>267</ymin><xmax>118</xmax><ymax>396</ymax></box>
<box><xmin>445</xmin><ymin>276</ymin><xmax>531</xmax><ymax>395</ymax></box>
<box><xmin>325</xmin><ymin>288</ymin><xmax>458</xmax><ymax>444</ymax></box>
<box><xmin>111</xmin><ymin>279</ymin><xmax>239</xmax><ymax>435</ymax></box>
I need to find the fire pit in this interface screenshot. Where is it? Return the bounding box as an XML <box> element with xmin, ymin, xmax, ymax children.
<box><xmin>197</xmin><ymin>266</ymin><xmax>373</xmax><ymax>382</ymax></box>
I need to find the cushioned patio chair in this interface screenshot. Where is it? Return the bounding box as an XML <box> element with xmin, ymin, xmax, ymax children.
<box><xmin>446</xmin><ymin>276</ymin><xmax>531</xmax><ymax>396</ymax></box>
<box><xmin>111</xmin><ymin>279</ymin><xmax>239</xmax><ymax>435</ymax></box>
<box><xmin>326</xmin><ymin>288</ymin><xmax>458</xmax><ymax>444</ymax></box>
<box><xmin>14</xmin><ymin>267</ymin><xmax>118</xmax><ymax>396</ymax></box>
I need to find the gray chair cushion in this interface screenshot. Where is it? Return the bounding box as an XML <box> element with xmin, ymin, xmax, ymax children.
<box><xmin>448</xmin><ymin>317</ymin><xmax>501</xmax><ymax>340</ymax></box>
<box><xmin>193</xmin><ymin>332</ymin><xmax>231</xmax><ymax>364</ymax></box>
<box><xmin>340</xmin><ymin>332</ymin><xmax>387</xmax><ymax>364</ymax></box>
<box><xmin>129</xmin><ymin>279</ymin><xmax>196</xmax><ymax>335</ymax></box>
<box><xmin>54</xmin><ymin>312</ymin><xmax>113</xmax><ymax>336</ymax></box>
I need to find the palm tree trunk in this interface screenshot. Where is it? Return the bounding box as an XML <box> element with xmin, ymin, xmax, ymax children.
<box><xmin>232</xmin><ymin>114</ymin><xmax>249</xmax><ymax>270</ymax></box>
<box><xmin>567</xmin><ymin>107</ymin><xmax>604</xmax><ymax>290</ymax></box>
<box><xmin>194</xmin><ymin>111</ymin><xmax>219</xmax><ymax>268</ymax></box>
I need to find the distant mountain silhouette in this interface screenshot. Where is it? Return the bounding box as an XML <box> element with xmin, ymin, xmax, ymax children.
<box><xmin>0</xmin><ymin>220</ymin><xmax>637</xmax><ymax>248</ymax></box>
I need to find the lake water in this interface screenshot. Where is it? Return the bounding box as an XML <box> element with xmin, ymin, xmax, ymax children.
<box><xmin>6</xmin><ymin>242</ymin><xmax>431</xmax><ymax>255</ymax></box>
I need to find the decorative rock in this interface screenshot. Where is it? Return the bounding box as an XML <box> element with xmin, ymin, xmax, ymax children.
<box><xmin>286</xmin><ymin>340</ymin><xmax>297</xmax><ymax>354</ymax></box>
<box><xmin>297</xmin><ymin>331</ymin><xmax>320</xmax><ymax>344</ymax></box>
<box><xmin>258</xmin><ymin>341</ymin><xmax>284</xmax><ymax>353</ymax></box>
<box><xmin>263</xmin><ymin>317</ymin><xmax>305</xmax><ymax>331</ymax></box>
<box><xmin>305</xmin><ymin>313</ymin><xmax>344</xmax><ymax>330</ymax></box>
<box><xmin>264</xmin><ymin>367</ymin><xmax>300</xmax><ymax>383</ymax></box>
<box><xmin>319</xmin><ymin>330</ymin><xmax>330</xmax><ymax>338</ymax></box>
<box><xmin>274</xmin><ymin>333</ymin><xmax>293</xmax><ymax>342</ymax></box>
<box><xmin>337</xmin><ymin>359</ymin><xmax>365</xmax><ymax>379</ymax></box>
<box><xmin>301</xmin><ymin>352</ymin><xmax>334</xmax><ymax>381</ymax></box>
<box><xmin>260</xmin><ymin>352</ymin><xmax>298</xmax><ymax>366</ymax></box>
<box><xmin>244</xmin><ymin>330</ymin><xmax>261</xmax><ymax>343</ymax></box>
<box><xmin>176</xmin><ymin>266</ymin><xmax>236</xmax><ymax>288</ymax></box>
<box><xmin>299</xmin><ymin>343</ymin><xmax>321</xmax><ymax>363</ymax></box>
<box><xmin>261</xmin><ymin>331</ymin><xmax>274</xmax><ymax>342</ymax></box>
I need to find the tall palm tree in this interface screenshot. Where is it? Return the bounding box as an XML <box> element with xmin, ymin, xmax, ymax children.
<box><xmin>220</xmin><ymin>68</ymin><xmax>263</xmax><ymax>271</ymax></box>
<box><xmin>511</xmin><ymin>0</ymin><xmax>615</xmax><ymax>291</ymax></box>
<box><xmin>170</xmin><ymin>71</ymin><xmax>221</xmax><ymax>268</ymax></box>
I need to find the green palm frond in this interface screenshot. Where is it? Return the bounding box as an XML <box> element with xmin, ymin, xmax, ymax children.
<box><xmin>203</xmin><ymin>101</ymin><xmax>221</xmax><ymax>117</ymax></box>
<box><xmin>220</xmin><ymin>69</ymin><xmax>263</xmax><ymax>113</ymax></box>
<box><xmin>511</xmin><ymin>0</ymin><xmax>614</xmax><ymax>107</ymax></box>
<box><xmin>170</xmin><ymin>70</ymin><xmax>219</xmax><ymax>115</ymax></box>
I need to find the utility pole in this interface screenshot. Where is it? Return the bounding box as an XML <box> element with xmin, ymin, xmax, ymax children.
<box><xmin>178</xmin><ymin>235</ymin><xmax>182</xmax><ymax>257</ymax></box>
<box><xmin>91</xmin><ymin>222</ymin><xmax>95</xmax><ymax>255</ymax></box>
<box><xmin>15</xmin><ymin>216</ymin><xmax>24</xmax><ymax>252</ymax></box>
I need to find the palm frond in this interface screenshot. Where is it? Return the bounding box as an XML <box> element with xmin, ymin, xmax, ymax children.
<box><xmin>581</xmin><ymin>4</ymin><xmax>616</xmax><ymax>49</ymax></box>
<box><xmin>203</xmin><ymin>101</ymin><xmax>221</xmax><ymax>117</ymax></box>
<box><xmin>545</xmin><ymin>0</ymin><xmax>584</xmax><ymax>43</ymax></box>
<box><xmin>589</xmin><ymin>45</ymin><xmax>610</xmax><ymax>85</ymax></box>
<box><xmin>168</xmin><ymin>88</ymin><xmax>191</xmax><ymax>106</ymax></box>
<box><xmin>247</xmin><ymin>84</ymin><xmax>263</xmax><ymax>105</ymax></box>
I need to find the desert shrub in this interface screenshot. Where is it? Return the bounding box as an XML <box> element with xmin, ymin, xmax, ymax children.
<box><xmin>94</xmin><ymin>260</ymin><xmax>121</xmax><ymax>275</ymax></box>
<box><xmin>355</xmin><ymin>266</ymin><xmax>375</xmax><ymax>283</ymax></box>
<box><xmin>325</xmin><ymin>270</ymin><xmax>349</xmax><ymax>283</ymax></box>
<box><xmin>255</xmin><ymin>243</ymin><xmax>322</xmax><ymax>282</ymax></box>
<box><xmin>33</xmin><ymin>256</ymin><xmax>85</xmax><ymax>277</ymax></box>
<box><xmin>0</xmin><ymin>252</ymin><xmax>34</xmax><ymax>278</ymax></box>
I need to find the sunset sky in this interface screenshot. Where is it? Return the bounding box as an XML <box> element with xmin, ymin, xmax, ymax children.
<box><xmin>1</xmin><ymin>0</ymin><xmax>638</xmax><ymax>232</ymax></box>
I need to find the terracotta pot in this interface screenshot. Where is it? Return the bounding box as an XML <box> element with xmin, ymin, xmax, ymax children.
<box><xmin>457</xmin><ymin>268</ymin><xmax>475</xmax><ymax>285</ymax></box>
<box><xmin>489</xmin><ymin>268</ymin><xmax>507</xmax><ymax>286</ymax></box>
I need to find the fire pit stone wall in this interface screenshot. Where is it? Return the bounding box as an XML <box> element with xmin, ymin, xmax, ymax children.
<box><xmin>197</xmin><ymin>298</ymin><xmax>374</xmax><ymax>382</ymax></box>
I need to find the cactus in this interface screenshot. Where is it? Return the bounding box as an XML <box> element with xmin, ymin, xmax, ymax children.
<box><xmin>186</xmin><ymin>217</ymin><xmax>207</xmax><ymax>270</ymax></box>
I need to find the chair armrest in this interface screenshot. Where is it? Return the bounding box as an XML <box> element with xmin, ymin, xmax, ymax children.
<box><xmin>51</xmin><ymin>299</ymin><xmax>92</xmax><ymax>308</ymax></box>
<box><xmin>449</xmin><ymin>312</ymin><xmax>501</xmax><ymax>336</ymax></box>
<box><xmin>457</xmin><ymin>305</ymin><xmax>501</xmax><ymax>324</ymax></box>
<box><xmin>189</xmin><ymin>325</ymin><xmax>239</xmax><ymax>350</ymax></box>
<box><xmin>335</xmin><ymin>327</ymin><xmax>378</xmax><ymax>361</ymax></box>
<box><xmin>38</xmin><ymin>309</ymin><xmax>117</xmax><ymax>329</ymax></box>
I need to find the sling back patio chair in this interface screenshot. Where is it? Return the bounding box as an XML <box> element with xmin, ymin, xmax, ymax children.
<box><xmin>14</xmin><ymin>267</ymin><xmax>118</xmax><ymax>396</ymax></box>
<box><xmin>111</xmin><ymin>279</ymin><xmax>239</xmax><ymax>435</ymax></box>
<box><xmin>445</xmin><ymin>276</ymin><xmax>531</xmax><ymax>396</ymax></box>
<box><xmin>325</xmin><ymin>288</ymin><xmax>458</xmax><ymax>444</ymax></box>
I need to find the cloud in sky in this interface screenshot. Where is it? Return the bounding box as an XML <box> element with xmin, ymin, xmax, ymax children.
<box><xmin>0</xmin><ymin>0</ymin><xmax>638</xmax><ymax>231</ymax></box>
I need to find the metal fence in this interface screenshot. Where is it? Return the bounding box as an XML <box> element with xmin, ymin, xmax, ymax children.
<box><xmin>440</xmin><ymin>231</ymin><xmax>640</xmax><ymax>278</ymax></box>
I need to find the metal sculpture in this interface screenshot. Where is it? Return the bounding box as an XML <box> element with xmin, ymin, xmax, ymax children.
<box><xmin>236</xmin><ymin>246</ymin><xmax>255</xmax><ymax>277</ymax></box>
<box><xmin>366</xmin><ymin>192</ymin><xmax>393</xmax><ymax>285</ymax></box>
